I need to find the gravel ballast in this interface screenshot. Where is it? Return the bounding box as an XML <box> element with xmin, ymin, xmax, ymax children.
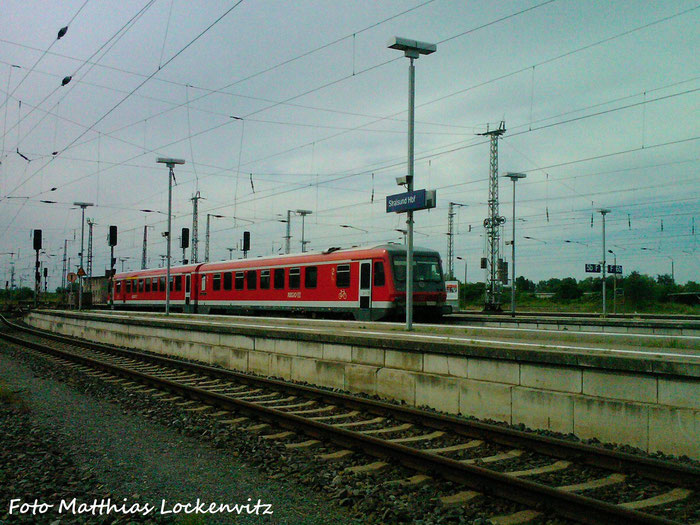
<box><xmin>0</xmin><ymin>345</ymin><xmax>357</xmax><ymax>524</ymax></box>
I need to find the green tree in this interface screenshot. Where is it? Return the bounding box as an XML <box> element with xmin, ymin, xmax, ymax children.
<box><xmin>555</xmin><ymin>277</ymin><xmax>582</xmax><ymax>300</ymax></box>
<box><xmin>624</xmin><ymin>271</ymin><xmax>658</xmax><ymax>304</ymax></box>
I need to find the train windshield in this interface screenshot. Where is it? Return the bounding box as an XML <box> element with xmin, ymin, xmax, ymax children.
<box><xmin>392</xmin><ymin>255</ymin><xmax>443</xmax><ymax>283</ymax></box>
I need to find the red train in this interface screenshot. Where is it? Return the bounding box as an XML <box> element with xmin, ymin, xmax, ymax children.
<box><xmin>111</xmin><ymin>244</ymin><xmax>448</xmax><ymax>321</ymax></box>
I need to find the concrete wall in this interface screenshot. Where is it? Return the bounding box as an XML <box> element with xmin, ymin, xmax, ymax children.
<box><xmin>26</xmin><ymin>311</ymin><xmax>700</xmax><ymax>459</ymax></box>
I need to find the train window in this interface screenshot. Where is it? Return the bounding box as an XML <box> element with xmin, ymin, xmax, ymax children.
<box><xmin>260</xmin><ymin>269</ymin><xmax>270</xmax><ymax>289</ymax></box>
<box><xmin>160</xmin><ymin>276</ymin><xmax>166</xmax><ymax>291</ymax></box>
<box><xmin>305</xmin><ymin>266</ymin><xmax>317</xmax><ymax>288</ymax></box>
<box><xmin>169</xmin><ymin>275</ymin><xmax>174</xmax><ymax>291</ymax></box>
<box><xmin>145</xmin><ymin>279</ymin><xmax>151</xmax><ymax>293</ymax></box>
<box><xmin>235</xmin><ymin>272</ymin><xmax>244</xmax><ymax>290</ymax></box>
<box><xmin>175</xmin><ymin>275</ymin><xmax>182</xmax><ymax>291</ymax></box>
<box><xmin>392</xmin><ymin>256</ymin><xmax>443</xmax><ymax>283</ymax></box>
<box><xmin>201</xmin><ymin>275</ymin><xmax>207</xmax><ymax>292</ymax></box>
<box><xmin>152</xmin><ymin>277</ymin><xmax>158</xmax><ymax>291</ymax></box>
<box><xmin>374</xmin><ymin>262</ymin><xmax>385</xmax><ymax>286</ymax></box>
<box><xmin>247</xmin><ymin>270</ymin><xmax>257</xmax><ymax>290</ymax></box>
<box><xmin>115</xmin><ymin>281</ymin><xmax>121</xmax><ymax>293</ymax></box>
<box><xmin>213</xmin><ymin>273</ymin><xmax>221</xmax><ymax>291</ymax></box>
<box><xmin>126</xmin><ymin>280</ymin><xmax>132</xmax><ymax>293</ymax></box>
<box><xmin>289</xmin><ymin>268</ymin><xmax>300</xmax><ymax>289</ymax></box>
<box><xmin>337</xmin><ymin>264</ymin><xmax>350</xmax><ymax>288</ymax></box>
<box><xmin>273</xmin><ymin>268</ymin><xmax>285</xmax><ymax>289</ymax></box>
<box><xmin>223</xmin><ymin>272</ymin><xmax>232</xmax><ymax>290</ymax></box>
<box><xmin>138</xmin><ymin>279</ymin><xmax>144</xmax><ymax>293</ymax></box>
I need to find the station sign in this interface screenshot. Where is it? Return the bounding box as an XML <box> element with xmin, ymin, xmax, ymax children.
<box><xmin>607</xmin><ymin>265</ymin><xmax>623</xmax><ymax>274</ymax></box>
<box><xmin>386</xmin><ymin>189</ymin><xmax>436</xmax><ymax>213</ymax></box>
<box><xmin>585</xmin><ymin>263</ymin><xmax>601</xmax><ymax>273</ymax></box>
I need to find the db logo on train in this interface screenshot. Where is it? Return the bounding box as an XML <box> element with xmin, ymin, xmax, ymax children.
<box><xmin>338</xmin><ymin>289</ymin><xmax>347</xmax><ymax>300</ymax></box>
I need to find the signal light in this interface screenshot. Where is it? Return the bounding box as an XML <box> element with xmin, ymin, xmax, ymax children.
<box><xmin>109</xmin><ymin>226</ymin><xmax>117</xmax><ymax>246</ymax></box>
<box><xmin>243</xmin><ymin>231</ymin><xmax>250</xmax><ymax>252</ymax></box>
<box><xmin>33</xmin><ymin>229</ymin><xmax>42</xmax><ymax>251</ymax></box>
<box><xmin>181</xmin><ymin>228</ymin><xmax>190</xmax><ymax>249</ymax></box>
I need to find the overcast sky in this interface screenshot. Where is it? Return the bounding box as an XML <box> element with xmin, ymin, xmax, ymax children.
<box><xmin>1</xmin><ymin>0</ymin><xmax>698</xmax><ymax>289</ymax></box>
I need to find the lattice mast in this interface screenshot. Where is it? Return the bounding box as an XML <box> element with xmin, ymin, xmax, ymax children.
<box><xmin>446</xmin><ymin>202</ymin><xmax>466</xmax><ymax>280</ymax></box>
<box><xmin>141</xmin><ymin>225</ymin><xmax>148</xmax><ymax>269</ymax></box>
<box><xmin>191</xmin><ymin>191</ymin><xmax>201</xmax><ymax>263</ymax></box>
<box><xmin>480</xmin><ymin>121</ymin><xmax>506</xmax><ymax>311</ymax></box>
<box><xmin>86</xmin><ymin>219</ymin><xmax>94</xmax><ymax>277</ymax></box>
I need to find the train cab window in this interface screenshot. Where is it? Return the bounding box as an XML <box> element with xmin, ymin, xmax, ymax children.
<box><xmin>373</xmin><ymin>262</ymin><xmax>385</xmax><ymax>286</ymax></box>
<box><xmin>305</xmin><ymin>266</ymin><xmax>317</xmax><ymax>288</ymax></box>
<box><xmin>223</xmin><ymin>272</ymin><xmax>232</xmax><ymax>290</ymax></box>
<box><xmin>159</xmin><ymin>276</ymin><xmax>166</xmax><ymax>291</ymax></box>
<box><xmin>201</xmin><ymin>275</ymin><xmax>207</xmax><ymax>292</ymax></box>
<box><xmin>260</xmin><ymin>270</ymin><xmax>270</xmax><ymax>289</ymax></box>
<box><xmin>145</xmin><ymin>279</ymin><xmax>151</xmax><ymax>293</ymax></box>
<box><xmin>213</xmin><ymin>273</ymin><xmax>221</xmax><ymax>291</ymax></box>
<box><xmin>336</xmin><ymin>264</ymin><xmax>350</xmax><ymax>288</ymax></box>
<box><xmin>289</xmin><ymin>268</ymin><xmax>300</xmax><ymax>289</ymax></box>
<box><xmin>175</xmin><ymin>275</ymin><xmax>182</xmax><ymax>291</ymax></box>
<box><xmin>273</xmin><ymin>268</ymin><xmax>285</xmax><ymax>289</ymax></box>
<box><xmin>235</xmin><ymin>272</ymin><xmax>244</xmax><ymax>290</ymax></box>
<box><xmin>247</xmin><ymin>270</ymin><xmax>257</xmax><ymax>290</ymax></box>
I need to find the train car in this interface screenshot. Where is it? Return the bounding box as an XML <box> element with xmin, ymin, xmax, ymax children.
<box><xmin>111</xmin><ymin>244</ymin><xmax>448</xmax><ymax>321</ymax></box>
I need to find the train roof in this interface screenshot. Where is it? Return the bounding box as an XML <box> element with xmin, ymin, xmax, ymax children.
<box><xmin>114</xmin><ymin>243</ymin><xmax>441</xmax><ymax>279</ymax></box>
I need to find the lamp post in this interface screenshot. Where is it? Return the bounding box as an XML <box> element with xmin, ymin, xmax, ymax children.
<box><xmin>204</xmin><ymin>213</ymin><xmax>224</xmax><ymax>262</ymax></box>
<box><xmin>388</xmin><ymin>36</ymin><xmax>436</xmax><ymax>331</ymax></box>
<box><xmin>599</xmin><ymin>209</ymin><xmax>610</xmax><ymax>317</ymax></box>
<box><xmin>505</xmin><ymin>172</ymin><xmax>526</xmax><ymax>317</ymax></box>
<box><xmin>73</xmin><ymin>201</ymin><xmax>94</xmax><ymax>310</ymax></box>
<box><xmin>296</xmin><ymin>209</ymin><xmax>312</xmax><ymax>252</ymax></box>
<box><xmin>340</xmin><ymin>224</ymin><xmax>368</xmax><ymax>233</ymax></box>
<box><xmin>156</xmin><ymin>157</ymin><xmax>185</xmax><ymax>315</ymax></box>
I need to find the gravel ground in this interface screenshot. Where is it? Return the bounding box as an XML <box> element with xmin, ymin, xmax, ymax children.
<box><xmin>0</xmin><ymin>345</ymin><xmax>358</xmax><ymax>525</ymax></box>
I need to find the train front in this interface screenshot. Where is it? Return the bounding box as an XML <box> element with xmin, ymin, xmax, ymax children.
<box><xmin>386</xmin><ymin>246</ymin><xmax>449</xmax><ymax>320</ymax></box>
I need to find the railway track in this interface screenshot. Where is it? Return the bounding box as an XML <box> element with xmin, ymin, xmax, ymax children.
<box><xmin>1</xmin><ymin>316</ymin><xmax>698</xmax><ymax>524</ymax></box>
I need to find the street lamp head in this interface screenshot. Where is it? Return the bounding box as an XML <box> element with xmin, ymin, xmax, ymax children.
<box><xmin>388</xmin><ymin>37</ymin><xmax>436</xmax><ymax>58</ymax></box>
<box><xmin>505</xmin><ymin>172</ymin><xmax>527</xmax><ymax>181</ymax></box>
<box><xmin>73</xmin><ymin>201</ymin><xmax>94</xmax><ymax>207</ymax></box>
<box><xmin>599</xmin><ymin>208</ymin><xmax>611</xmax><ymax>215</ymax></box>
<box><xmin>156</xmin><ymin>157</ymin><xmax>185</xmax><ymax>167</ymax></box>
<box><xmin>296</xmin><ymin>209</ymin><xmax>312</xmax><ymax>215</ymax></box>
<box><xmin>395</xmin><ymin>176</ymin><xmax>408</xmax><ymax>187</ymax></box>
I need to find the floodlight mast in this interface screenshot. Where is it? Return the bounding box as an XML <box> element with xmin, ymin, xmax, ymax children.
<box><xmin>388</xmin><ymin>36</ymin><xmax>436</xmax><ymax>331</ymax></box>
<box><xmin>73</xmin><ymin>201</ymin><xmax>94</xmax><ymax>311</ymax></box>
<box><xmin>156</xmin><ymin>158</ymin><xmax>185</xmax><ymax>315</ymax></box>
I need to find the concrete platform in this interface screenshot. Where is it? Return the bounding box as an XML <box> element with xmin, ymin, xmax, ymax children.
<box><xmin>25</xmin><ymin>310</ymin><xmax>700</xmax><ymax>459</ymax></box>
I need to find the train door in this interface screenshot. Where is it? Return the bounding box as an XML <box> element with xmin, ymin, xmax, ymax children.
<box><xmin>358</xmin><ymin>260</ymin><xmax>372</xmax><ymax>320</ymax></box>
<box><xmin>185</xmin><ymin>274</ymin><xmax>191</xmax><ymax>310</ymax></box>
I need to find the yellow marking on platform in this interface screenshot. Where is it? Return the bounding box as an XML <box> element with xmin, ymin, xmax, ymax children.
<box><xmin>317</xmin><ymin>450</ymin><xmax>353</xmax><ymax>461</ymax></box>
<box><xmin>506</xmin><ymin>460</ymin><xmax>571</xmax><ymax>477</ymax></box>
<box><xmin>262</xmin><ymin>431</ymin><xmax>295</xmax><ymax>440</ymax></box>
<box><xmin>360</xmin><ymin>423</ymin><xmax>412</xmax><ymax>435</ymax></box>
<box><xmin>440</xmin><ymin>491</ymin><xmax>481</xmax><ymax>506</ymax></box>
<box><xmin>424</xmin><ymin>440</ymin><xmax>483</xmax><ymax>453</ymax></box>
<box><xmin>461</xmin><ymin>449</ymin><xmax>523</xmax><ymax>464</ymax></box>
<box><xmin>619</xmin><ymin>488</ymin><xmax>692</xmax><ymax>510</ymax></box>
<box><xmin>285</xmin><ymin>440</ymin><xmax>320</xmax><ymax>449</ymax></box>
<box><xmin>333</xmin><ymin>417</ymin><xmax>384</xmax><ymax>428</ymax></box>
<box><xmin>344</xmin><ymin>461</ymin><xmax>388</xmax><ymax>474</ymax></box>
<box><xmin>390</xmin><ymin>431</ymin><xmax>444</xmax><ymax>444</ymax></box>
<box><xmin>558</xmin><ymin>473</ymin><xmax>626</xmax><ymax>492</ymax></box>
<box><xmin>489</xmin><ymin>510</ymin><xmax>541</xmax><ymax>524</ymax></box>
